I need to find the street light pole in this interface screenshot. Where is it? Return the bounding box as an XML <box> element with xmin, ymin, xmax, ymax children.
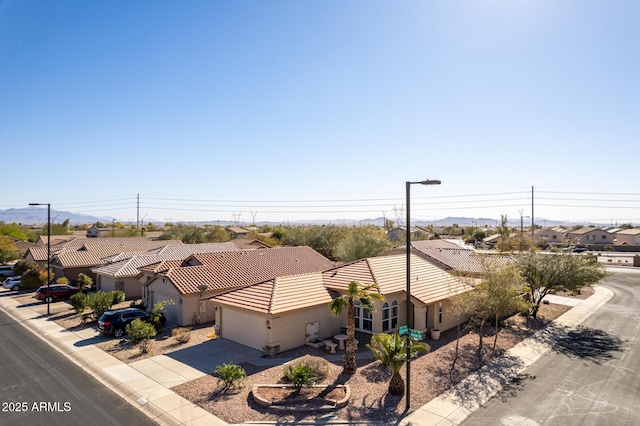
<box><xmin>29</xmin><ymin>202</ymin><xmax>51</xmax><ymax>316</ymax></box>
<box><xmin>406</xmin><ymin>179</ymin><xmax>440</xmax><ymax>410</ymax></box>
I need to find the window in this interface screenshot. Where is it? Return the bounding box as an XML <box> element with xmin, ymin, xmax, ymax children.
<box><xmin>355</xmin><ymin>300</ymin><xmax>374</xmax><ymax>332</ymax></box>
<box><xmin>382</xmin><ymin>302</ymin><xmax>390</xmax><ymax>332</ymax></box>
<box><xmin>438</xmin><ymin>302</ymin><xmax>443</xmax><ymax>324</ymax></box>
<box><xmin>390</xmin><ymin>301</ymin><xmax>398</xmax><ymax>329</ymax></box>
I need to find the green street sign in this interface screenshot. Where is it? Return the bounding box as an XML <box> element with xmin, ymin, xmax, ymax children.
<box><xmin>399</xmin><ymin>325</ymin><xmax>408</xmax><ymax>336</ymax></box>
<box><xmin>409</xmin><ymin>329</ymin><xmax>423</xmax><ymax>340</ymax></box>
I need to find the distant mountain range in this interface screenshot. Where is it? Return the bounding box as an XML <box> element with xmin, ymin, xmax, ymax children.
<box><xmin>1</xmin><ymin>208</ymin><xmax>596</xmax><ymax>228</ymax></box>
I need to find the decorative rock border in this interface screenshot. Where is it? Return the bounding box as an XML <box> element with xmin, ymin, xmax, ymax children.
<box><xmin>252</xmin><ymin>384</ymin><xmax>350</xmax><ymax>412</ymax></box>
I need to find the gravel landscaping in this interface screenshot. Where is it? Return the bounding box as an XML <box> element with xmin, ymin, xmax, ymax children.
<box><xmin>7</xmin><ymin>287</ymin><xmax>593</xmax><ymax>424</ymax></box>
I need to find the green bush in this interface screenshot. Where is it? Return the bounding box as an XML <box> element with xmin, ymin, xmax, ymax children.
<box><xmin>111</xmin><ymin>290</ymin><xmax>125</xmax><ymax>305</ymax></box>
<box><xmin>125</xmin><ymin>318</ymin><xmax>157</xmax><ymax>343</ymax></box>
<box><xmin>283</xmin><ymin>363</ymin><xmax>317</xmax><ymax>393</ymax></box>
<box><xmin>295</xmin><ymin>355</ymin><xmax>329</xmax><ymax>382</ymax></box>
<box><xmin>70</xmin><ymin>292</ymin><xmax>88</xmax><ymax>314</ymax></box>
<box><xmin>150</xmin><ymin>300</ymin><xmax>173</xmax><ymax>331</ymax></box>
<box><xmin>214</xmin><ymin>362</ymin><xmax>246</xmax><ymax>390</ymax></box>
<box><xmin>76</xmin><ymin>273</ymin><xmax>94</xmax><ymax>290</ymax></box>
<box><xmin>55</xmin><ymin>277</ymin><xmax>69</xmax><ymax>284</ymax></box>
<box><xmin>87</xmin><ymin>291</ymin><xmax>115</xmax><ymax>319</ymax></box>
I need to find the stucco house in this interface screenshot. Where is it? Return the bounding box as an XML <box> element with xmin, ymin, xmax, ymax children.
<box><xmin>532</xmin><ymin>228</ymin><xmax>566</xmax><ymax>246</ymax></box>
<box><xmin>142</xmin><ymin>247</ymin><xmax>336</xmax><ymax>327</ymax></box>
<box><xmin>568</xmin><ymin>227</ymin><xmax>614</xmax><ymax>245</ymax></box>
<box><xmin>207</xmin><ymin>252</ymin><xmax>473</xmax><ymax>354</ymax></box>
<box><xmin>615</xmin><ymin>228</ymin><xmax>640</xmax><ymax>245</ymax></box>
<box><xmin>92</xmin><ymin>242</ymin><xmax>240</xmax><ymax>299</ymax></box>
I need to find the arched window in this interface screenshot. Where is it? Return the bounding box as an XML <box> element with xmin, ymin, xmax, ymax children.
<box><xmin>390</xmin><ymin>301</ymin><xmax>398</xmax><ymax>329</ymax></box>
<box><xmin>382</xmin><ymin>302</ymin><xmax>390</xmax><ymax>332</ymax></box>
<box><xmin>355</xmin><ymin>300</ymin><xmax>374</xmax><ymax>332</ymax></box>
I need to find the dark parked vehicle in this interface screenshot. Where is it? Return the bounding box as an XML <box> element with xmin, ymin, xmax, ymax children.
<box><xmin>34</xmin><ymin>284</ymin><xmax>81</xmax><ymax>302</ymax></box>
<box><xmin>98</xmin><ymin>308</ymin><xmax>156</xmax><ymax>338</ymax></box>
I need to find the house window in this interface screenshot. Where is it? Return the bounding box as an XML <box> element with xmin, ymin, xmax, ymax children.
<box><xmin>438</xmin><ymin>302</ymin><xmax>443</xmax><ymax>324</ymax></box>
<box><xmin>354</xmin><ymin>300</ymin><xmax>373</xmax><ymax>332</ymax></box>
<box><xmin>382</xmin><ymin>302</ymin><xmax>390</xmax><ymax>332</ymax></box>
<box><xmin>382</xmin><ymin>301</ymin><xmax>398</xmax><ymax>332</ymax></box>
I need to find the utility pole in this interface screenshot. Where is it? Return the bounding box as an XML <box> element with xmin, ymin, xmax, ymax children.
<box><xmin>136</xmin><ymin>193</ymin><xmax>140</xmax><ymax>235</ymax></box>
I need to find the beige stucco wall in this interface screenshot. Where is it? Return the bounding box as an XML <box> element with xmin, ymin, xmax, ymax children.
<box><xmin>96</xmin><ymin>275</ymin><xmax>144</xmax><ymax>299</ymax></box>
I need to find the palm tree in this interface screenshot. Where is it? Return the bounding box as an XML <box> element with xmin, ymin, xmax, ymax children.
<box><xmin>329</xmin><ymin>280</ymin><xmax>383</xmax><ymax>374</ymax></box>
<box><xmin>367</xmin><ymin>331</ymin><xmax>430</xmax><ymax>396</ymax></box>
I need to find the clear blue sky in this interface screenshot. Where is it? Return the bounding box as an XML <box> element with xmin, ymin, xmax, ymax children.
<box><xmin>1</xmin><ymin>1</ymin><xmax>638</xmax><ymax>225</ymax></box>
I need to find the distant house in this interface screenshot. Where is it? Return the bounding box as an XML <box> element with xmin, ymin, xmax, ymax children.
<box><xmin>532</xmin><ymin>228</ymin><xmax>565</xmax><ymax>246</ymax></box>
<box><xmin>568</xmin><ymin>227</ymin><xmax>614</xmax><ymax>245</ymax></box>
<box><xmin>86</xmin><ymin>225</ymin><xmax>112</xmax><ymax>238</ymax></box>
<box><xmin>226</xmin><ymin>227</ymin><xmax>250</xmax><ymax>239</ymax></box>
<box><xmin>92</xmin><ymin>242</ymin><xmax>240</xmax><ymax>299</ymax></box>
<box><xmin>615</xmin><ymin>228</ymin><xmax>640</xmax><ymax>245</ymax></box>
<box><xmin>387</xmin><ymin>227</ymin><xmax>431</xmax><ymax>241</ymax></box>
<box><xmin>228</xmin><ymin>238</ymin><xmax>271</xmax><ymax>250</ymax></box>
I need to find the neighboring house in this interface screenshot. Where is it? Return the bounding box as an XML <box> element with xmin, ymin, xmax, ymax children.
<box><xmin>142</xmin><ymin>247</ymin><xmax>336</xmax><ymax>327</ymax></box>
<box><xmin>86</xmin><ymin>225</ymin><xmax>112</xmax><ymax>238</ymax></box>
<box><xmin>387</xmin><ymin>240</ymin><xmax>511</xmax><ymax>277</ymax></box>
<box><xmin>615</xmin><ymin>228</ymin><xmax>640</xmax><ymax>245</ymax></box>
<box><xmin>226</xmin><ymin>227</ymin><xmax>250</xmax><ymax>239</ymax></box>
<box><xmin>532</xmin><ymin>228</ymin><xmax>565</xmax><ymax>246</ymax></box>
<box><xmin>92</xmin><ymin>242</ymin><xmax>240</xmax><ymax>299</ymax></box>
<box><xmin>45</xmin><ymin>238</ymin><xmax>184</xmax><ymax>283</ymax></box>
<box><xmin>387</xmin><ymin>227</ymin><xmax>431</xmax><ymax>241</ymax></box>
<box><xmin>568</xmin><ymin>227</ymin><xmax>614</xmax><ymax>245</ymax></box>
<box><xmin>207</xmin><ymin>253</ymin><xmax>473</xmax><ymax>353</ymax></box>
<box><xmin>229</xmin><ymin>238</ymin><xmax>271</xmax><ymax>250</ymax></box>
<box><xmin>482</xmin><ymin>233</ymin><xmax>501</xmax><ymax>247</ymax></box>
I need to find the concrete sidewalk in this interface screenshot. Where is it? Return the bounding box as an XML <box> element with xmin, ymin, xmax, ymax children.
<box><xmin>0</xmin><ymin>285</ymin><xmax>613</xmax><ymax>426</ymax></box>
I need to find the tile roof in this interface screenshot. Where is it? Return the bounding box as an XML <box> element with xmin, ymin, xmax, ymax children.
<box><xmin>54</xmin><ymin>251</ymin><xmax>112</xmax><ymax>268</ymax></box>
<box><xmin>92</xmin><ymin>243</ymin><xmax>241</xmax><ymax>277</ymax></box>
<box><xmin>158</xmin><ymin>247</ymin><xmax>335</xmax><ymax>295</ymax></box>
<box><xmin>615</xmin><ymin>228</ymin><xmax>640</xmax><ymax>235</ymax></box>
<box><xmin>229</xmin><ymin>238</ymin><xmax>272</xmax><ymax>249</ymax></box>
<box><xmin>569</xmin><ymin>227</ymin><xmax>610</xmax><ymax>235</ymax></box>
<box><xmin>210</xmin><ymin>273</ymin><xmax>338</xmax><ymax>314</ymax></box>
<box><xmin>323</xmin><ymin>253</ymin><xmax>472</xmax><ymax>306</ymax></box>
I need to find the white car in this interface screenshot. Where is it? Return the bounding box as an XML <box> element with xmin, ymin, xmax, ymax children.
<box><xmin>2</xmin><ymin>276</ymin><xmax>21</xmax><ymax>291</ymax></box>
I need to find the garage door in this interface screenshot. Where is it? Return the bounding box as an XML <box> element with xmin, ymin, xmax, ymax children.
<box><xmin>150</xmin><ymin>291</ymin><xmax>182</xmax><ymax>325</ymax></box>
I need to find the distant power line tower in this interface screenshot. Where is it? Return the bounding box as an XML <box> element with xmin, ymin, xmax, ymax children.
<box><xmin>393</xmin><ymin>204</ymin><xmax>405</xmax><ymax>227</ymax></box>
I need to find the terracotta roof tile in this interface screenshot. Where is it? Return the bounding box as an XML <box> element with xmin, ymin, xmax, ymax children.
<box><xmin>160</xmin><ymin>247</ymin><xmax>334</xmax><ymax>295</ymax></box>
<box><xmin>210</xmin><ymin>273</ymin><xmax>336</xmax><ymax>314</ymax></box>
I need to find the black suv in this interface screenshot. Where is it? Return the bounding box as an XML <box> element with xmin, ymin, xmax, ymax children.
<box><xmin>98</xmin><ymin>308</ymin><xmax>152</xmax><ymax>338</ymax></box>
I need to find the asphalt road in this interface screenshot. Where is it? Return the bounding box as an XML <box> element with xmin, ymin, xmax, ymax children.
<box><xmin>462</xmin><ymin>268</ymin><xmax>640</xmax><ymax>426</ymax></box>
<box><xmin>0</xmin><ymin>306</ymin><xmax>156</xmax><ymax>426</ymax></box>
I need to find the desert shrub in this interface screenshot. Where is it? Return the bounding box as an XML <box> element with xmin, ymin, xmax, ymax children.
<box><xmin>87</xmin><ymin>291</ymin><xmax>113</xmax><ymax>319</ymax></box>
<box><xmin>55</xmin><ymin>277</ymin><xmax>69</xmax><ymax>284</ymax></box>
<box><xmin>150</xmin><ymin>300</ymin><xmax>173</xmax><ymax>331</ymax></box>
<box><xmin>126</xmin><ymin>318</ymin><xmax>157</xmax><ymax>343</ymax></box>
<box><xmin>76</xmin><ymin>273</ymin><xmax>94</xmax><ymax>290</ymax></box>
<box><xmin>214</xmin><ymin>362</ymin><xmax>247</xmax><ymax>390</ymax></box>
<box><xmin>295</xmin><ymin>355</ymin><xmax>329</xmax><ymax>382</ymax></box>
<box><xmin>70</xmin><ymin>292</ymin><xmax>88</xmax><ymax>314</ymax></box>
<box><xmin>283</xmin><ymin>364</ymin><xmax>317</xmax><ymax>393</ymax></box>
<box><xmin>171</xmin><ymin>327</ymin><xmax>191</xmax><ymax>344</ymax></box>
<box><xmin>139</xmin><ymin>338</ymin><xmax>153</xmax><ymax>354</ymax></box>
<box><xmin>111</xmin><ymin>290</ymin><xmax>125</xmax><ymax>305</ymax></box>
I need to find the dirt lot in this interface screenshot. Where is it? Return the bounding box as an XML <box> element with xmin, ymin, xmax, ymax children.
<box><xmin>9</xmin><ymin>288</ymin><xmax>585</xmax><ymax>424</ymax></box>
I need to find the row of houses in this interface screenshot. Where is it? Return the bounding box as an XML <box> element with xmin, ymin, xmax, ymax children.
<box><xmin>21</xmin><ymin>236</ymin><xmax>499</xmax><ymax>354</ymax></box>
<box><xmin>483</xmin><ymin>226</ymin><xmax>640</xmax><ymax>247</ymax></box>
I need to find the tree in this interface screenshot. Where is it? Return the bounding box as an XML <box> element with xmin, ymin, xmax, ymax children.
<box><xmin>515</xmin><ymin>252</ymin><xmax>609</xmax><ymax>319</ymax></box>
<box><xmin>334</xmin><ymin>233</ymin><xmax>390</xmax><ymax>263</ymax></box>
<box><xmin>479</xmin><ymin>264</ymin><xmax>528</xmax><ymax>351</ymax></box>
<box><xmin>0</xmin><ymin>235</ymin><xmax>20</xmax><ymax>263</ymax></box>
<box><xmin>76</xmin><ymin>273</ymin><xmax>94</xmax><ymax>290</ymax></box>
<box><xmin>367</xmin><ymin>331</ymin><xmax>429</xmax><ymax>396</ymax></box>
<box><xmin>329</xmin><ymin>281</ymin><xmax>383</xmax><ymax>374</ymax></box>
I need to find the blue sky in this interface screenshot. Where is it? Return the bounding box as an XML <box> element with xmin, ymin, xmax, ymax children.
<box><xmin>1</xmin><ymin>1</ymin><xmax>638</xmax><ymax>225</ymax></box>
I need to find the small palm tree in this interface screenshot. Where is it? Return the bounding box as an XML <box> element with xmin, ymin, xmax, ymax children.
<box><xmin>329</xmin><ymin>280</ymin><xmax>383</xmax><ymax>374</ymax></box>
<box><xmin>367</xmin><ymin>331</ymin><xmax>430</xmax><ymax>396</ymax></box>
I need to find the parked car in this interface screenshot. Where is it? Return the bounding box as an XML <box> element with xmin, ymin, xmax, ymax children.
<box><xmin>2</xmin><ymin>276</ymin><xmax>22</xmax><ymax>291</ymax></box>
<box><xmin>0</xmin><ymin>264</ymin><xmax>16</xmax><ymax>278</ymax></box>
<box><xmin>34</xmin><ymin>284</ymin><xmax>81</xmax><ymax>302</ymax></box>
<box><xmin>98</xmin><ymin>308</ymin><xmax>156</xmax><ymax>338</ymax></box>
